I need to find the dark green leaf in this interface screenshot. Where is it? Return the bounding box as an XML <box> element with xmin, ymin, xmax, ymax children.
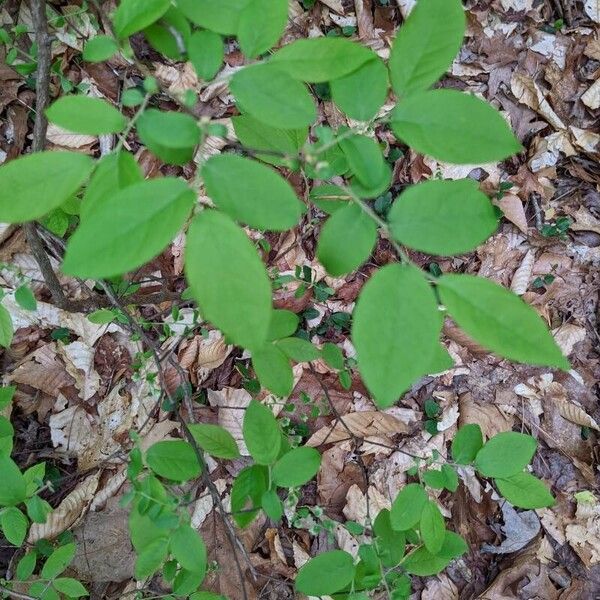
<box><xmin>441</xmin><ymin>464</ymin><xmax>459</xmax><ymax>492</ymax></box>
<box><xmin>114</xmin><ymin>0</ymin><xmax>171</xmax><ymax>38</ymax></box>
<box><xmin>16</xmin><ymin>550</ymin><xmax>37</xmax><ymax>581</ymax></box>
<box><xmin>25</xmin><ymin>495</ymin><xmax>51</xmax><ymax>523</ymax></box>
<box><xmin>82</xmin><ymin>35</ymin><xmax>118</xmax><ymax>62</ymax></box>
<box><xmin>495</xmin><ymin>472</ymin><xmax>555</xmax><ymax>509</ymax></box>
<box><xmin>243</xmin><ymin>400</ymin><xmax>281</xmax><ymax>465</ymax></box>
<box><xmin>188</xmin><ymin>424</ymin><xmax>240</xmax><ymax>459</ymax></box>
<box><xmin>238</xmin><ymin>0</ymin><xmax>288</xmax><ymax>57</ymax></box>
<box><xmin>252</xmin><ymin>343</ymin><xmax>293</xmax><ymax>396</ymax></box>
<box><xmin>46</xmin><ymin>96</ymin><xmax>126</xmax><ymax>135</ymax></box>
<box><xmin>272</xmin><ymin>447</ymin><xmax>321</xmax><ymax>487</ymax></box>
<box><xmin>451</xmin><ymin>423</ymin><xmax>483</xmax><ymax>465</ymax></box>
<box><xmin>403</xmin><ymin>531</ymin><xmax>467</xmax><ymax>576</ymax></box>
<box><xmin>390</xmin><ymin>483</ymin><xmax>428</xmax><ymax>531</ymax></box>
<box><xmin>188</xmin><ymin>30</ymin><xmax>223</xmax><ymax>80</ymax></box>
<box><xmin>295</xmin><ymin>550</ymin><xmax>355</xmax><ymax>595</ymax></box>
<box><xmin>474</xmin><ymin>431</ymin><xmax>537</xmax><ymax>478</ymax></box>
<box><xmin>146</xmin><ymin>440</ymin><xmax>201</xmax><ymax>482</ymax></box>
<box><xmin>420</xmin><ymin>501</ymin><xmax>445</xmax><ymax>554</ymax></box>
<box><xmin>321</xmin><ymin>342</ymin><xmax>344</xmax><ymax>370</ymax></box>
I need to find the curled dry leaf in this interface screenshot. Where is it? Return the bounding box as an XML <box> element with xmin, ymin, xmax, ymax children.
<box><xmin>57</xmin><ymin>340</ymin><xmax>101</xmax><ymax>401</ymax></box>
<box><xmin>154</xmin><ymin>62</ymin><xmax>198</xmax><ymax>94</ymax></box>
<box><xmin>46</xmin><ymin>123</ymin><xmax>96</xmax><ymax>148</ymax></box>
<box><xmin>208</xmin><ymin>387</ymin><xmax>252</xmax><ymax>455</ymax></box>
<box><xmin>90</xmin><ymin>468</ymin><xmax>128</xmax><ymax>511</ymax></box>
<box><xmin>495</xmin><ymin>193</ymin><xmax>529</xmax><ymax>234</ymax></box>
<box><xmin>511</xmin><ymin>249</ymin><xmax>535</xmax><ymax>296</ymax></box>
<box><xmin>422</xmin><ymin>574</ymin><xmax>459</xmax><ymax>600</ymax></box>
<box><xmin>459</xmin><ymin>392</ymin><xmax>514</xmax><ymax>439</ymax></box>
<box><xmin>510</xmin><ymin>73</ymin><xmax>565</xmax><ymax>130</ymax></box>
<box><xmin>556</xmin><ymin>399</ymin><xmax>600</xmax><ymax>431</ymax></box>
<box><xmin>565</xmin><ymin>494</ymin><xmax>600</xmax><ymax>567</ymax></box>
<box><xmin>343</xmin><ymin>483</ymin><xmax>391</xmax><ymax>526</ymax></box>
<box><xmin>552</xmin><ymin>323</ymin><xmax>586</xmax><ymax>356</ymax></box>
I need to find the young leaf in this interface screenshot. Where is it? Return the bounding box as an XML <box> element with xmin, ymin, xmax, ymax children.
<box><xmin>171</xmin><ymin>524</ymin><xmax>207</xmax><ymax>577</ymax></box>
<box><xmin>420</xmin><ymin>501</ymin><xmax>445</xmax><ymax>554</ymax></box>
<box><xmin>261</xmin><ymin>489</ymin><xmax>283</xmax><ymax>522</ymax></box>
<box><xmin>270</xmin><ymin>37</ymin><xmax>374</xmax><ymax>82</ymax></box>
<box><xmin>331</xmin><ymin>57</ymin><xmax>388</xmax><ymax>121</ymax></box>
<box><xmin>52</xmin><ymin>578</ymin><xmax>88</xmax><ymax>598</ymax></box>
<box><xmin>82</xmin><ymin>35</ymin><xmax>118</xmax><ymax>62</ymax></box>
<box><xmin>41</xmin><ymin>543</ymin><xmax>76</xmax><ymax>579</ymax></box>
<box><xmin>113</xmin><ymin>0</ymin><xmax>171</xmax><ymax>38</ymax></box>
<box><xmin>252</xmin><ymin>343</ymin><xmax>293</xmax><ymax>396</ymax></box>
<box><xmin>321</xmin><ymin>342</ymin><xmax>344</xmax><ymax>370</ymax></box>
<box><xmin>474</xmin><ymin>431</ymin><xmax>537</xmax><ymax>478</ymax></box>
<box><xmin>352</xmin><ymin>264</ymin><xmax>441</xmax><ymax>408</ymax></box>
<box><xmin>177</xmin><ymin>0</ymin><xmax>250</xmax><ymax>34</ymax></box>
<box><xmin>63</xmin><ymin>178</ymin><xmax>194</xmax><ymax>279</ymax></box>
<box><xmin>202</xmin><ymin>154</ymin><xmax>304</xmax><ymax>230</ymax></box>
<box><xmin>231</xmin><ymin>464</ymin><xmax>269</xmax><ymax>527</ymax></box>
<box><xmin>15</xmin><ymin>285</ymin><xmax>37</xmax><ymax>311</ymax></box>
<box><xmin>238</xmin><ymin>0</ymin><xmax>288</xmax><ymax>58</ymax></box>
<box><xmin>136</xmin><ymin>109</ymin><xmax>201</xmax><ymax>165</ymax></box>
<box><xmin>437</xmin><ymin>274</ymin><xmax>569</xmax><ymax>369</ymax></box>
<box><xmin>441</xmin><ymin>464</ymin><xmax>459</xmax><ymax>493</ymax></box>
<box><xmin>495</xmin><ymin>472</ymin><xmax>555</xmax><ymax>509</ymax></box>
<box><xmin>391</xmin><ymin>89</ymin><xmax>522</xmax><ymax>164</ymax></box>
<box><xmin>188</xmin><ymin>30</ymin><xmax>223</xmax><ymax>80</ymax></box>
<box><xmin>0</xmin><ymin>506</ymin><xmax>28</xmax><ymax>546</ymax></box>
<box><xmin>390</xmin><ymin>483</ymin><xmax>428</xmax><ymax>531</ymax></box>
<box><xmin>267</xmin><ymin>310</ymin><xmax>299</xmax><ymax>340</ymax></box>
<box><xmin>145</xmin><ymin>440</ymin><xmax>201</xmax><ymax>482</ymax></box>
<box><xmin>275</xmin><ymin>337</ymin><xmax>320</xmax><ymax>362</ymax></box>
<box><xmin>243</xmin><ymin>400</ymin><xmax>281</xmax><ymax>465</ymax></box>
<box><xmin>389</xmin><ymin>0</ymin><xmax>465</xmax><ymax>97</ymax></box>
<box><xmin>373</xmin><ymin>509</ymin><xmax>405</xmax><ymax>567</ymax></box>
<box><xmin>0</xmin><ymin>305</ymin><xmax>13</xmax><ymax>349</ymax></box>
<box><xmin>451</xmin><ymin>423</ymin><xmax>483</xmax><ymax>465</ymax></box>
<box><xmin>230</xmin><ymin>64</ymin><xmax>316</xmax><ymax>130</ymax></box>
<box><xmin>388</xmin><ymin>179</ymin><xmax>498</xmax><ymax>255</ymax></box>
<box><xmin>134</xmin><ymin>537</ymin><xmax>169</xmax><ymax>579</ymax></box>
<box><xmin>46</xmin><ymin>96</ymin><xmax>126</xmax><ymax>135</ymax></box>
<box><xmin>295</xmin><ymin>550</ymin><xmax>356</xmax><ymax>596</ymax></box>
<box><xmin>0</xmin><ymin>456</ymin><xmax>26</xmax><ymax>506</ymax></box>
<box><xmin>188</xmin><ymin>424</ymin><xmax>240</xmax><ymax>460</ymax></box>
<box><xmin>0</xmin><ymin>151</ymin><xmax>92</xmax><ymax>223</ymax></box>
<box><xmin>185</xmin><ymin>211</ymin><xmax>272</xmax><ymax>350</ymax></box>
<box><xmin>272</xmin><ymin>447</ymin><xmax>321</xmax><ymax>487</ymax></box>
<box><xmin>339</xmin><ymin>134</ymin><xmax>387</xmax><ymax>191</ymax></box>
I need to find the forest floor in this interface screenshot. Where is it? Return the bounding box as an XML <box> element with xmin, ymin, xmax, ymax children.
<box><xmin>1</xmin><ymin>0</ymin><xmax>600</xmax><ymax>598</ymax></box>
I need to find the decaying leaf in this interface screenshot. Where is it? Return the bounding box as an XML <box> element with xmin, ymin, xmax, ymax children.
<box><xmin>208</xmin><ymin>387</ymin><xmax>252</xmax><ymax>455</ymax></box>
<box><xmin>511</xmin><ymin>249</ymin><xmax>535</xmax><ymax>295</ymax></box>
<box><xmin>495</xmin><ymin>193</ymin><xmax>529</xmax><ymax>234</ymax></box>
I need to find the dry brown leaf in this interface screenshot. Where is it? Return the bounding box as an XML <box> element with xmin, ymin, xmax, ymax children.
<box><xmin>570</xmin><ymin>206</ymin><xmax>600</xmax><ymax>235</ymax></box>
<box><xmin>494</xmin><ymin>193</ymin><xmax>529</xmax><ymax>234</ymax></box>
<box><xmin>90</xmin><ymin>468</ymin><xmax>128</xmax><ymax>511</ymax></box>
<box><xmin>46</xmin><ymin>123</ymin><xmax>96</xmax><ymax>148</ymax></box>
<box><xmin>582</xmin><ymin>79</ymin><xmax>600</xmax><ymax>110</ymax></box>
<box><xmin>556</xmin><ymin>399</ymin><xmax>600</xmax><ymax>431</ymax></box>
<box><xmin>510</xmin><ymin>249</ymin><xmax>535</xmax><ymax>296</ymax></box>
<box><xmin>154</xmin><ymin>62</ymin><xmax>198</xmax><ymax>93</ymax></box>
<box><xmin>422</xmin><ymin>574</ymin><xmax>459</xmax><ymax>600</ymax></box>
<box><xmin>443</xmin><ymin>320</ymin><xmax>489</xmax><ymax>356</ymax></box>
<box><xmin>510</xmin><ymin>73</ymin><xmax>565</xmax><ymax>130</ymax></box>
<box><xmin>459</xmin><ymin>393</ymin><xmax>514</xmax><ymax>439</ymax></box>
<box><xmin>565</xmin><ymin>494</ymin><xmax>600</xmax><ymax>566</ymax></box>
<box><xmin>552</xmin><ymin>323</ymin><xmax>586</xmax><ymax>356</ymax></box>
<box><xmin>208</xmin><ymin>387</ymin><xmax>252</xmax><ymax>455</ymax></box>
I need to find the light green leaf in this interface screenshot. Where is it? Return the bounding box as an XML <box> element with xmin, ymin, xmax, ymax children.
<box><xmin>0</xmin><ymin>304</ymin><xmax>13</xmax><ymax>349</ymax></box>
<box><xmin>231</xmin><ymin>464</ymin><xmax>269</xmax><ymax>527</ymax></box>
<box><xmin>25</xmin><ymin>495</ymin><xmax>52</xmax><ymax>524</ymax></box>
<box><xmin>16</xmin><ymin>550</ymin><xmax>37</xmax><ymax>581</ymax></box>
<box><xmin>173</xmin><ymin>568</ymin><xmax>204</xmax><ymax>596</ymax></box>
<box><xmin>188</xmin><ymin>30</ymin><xmax>223</xmax><ymax>80</ymax></box>
<box><xmin>275</xmin><ymin>337</ymin><xmax>320</xmax><ymax>362</ymax></box>
<box><xmin>352</xmin><ymin>264</ymin><xmax>441</xmax><ymax>408</ymax></box>
<box><xmin>437</xmin><ymin>274</ymin><xmax>569</xmax><ymax>369</ymax></box>
<box><xmin>171</xmin><ymin>524</ymin><xmax>207</xmax><ymax>577</ymax></box>
<box><xmin>0</xmin><ymin>506</ymin><xmax>28</xmax><ymax>546</ymax></box>
<box><xmin>144</xmin><ymin>9</ymin><xmax>190</xmax><ymax>60</ymax></box>
<box><xmin>451</xmin><ymin>423</ymin><xmax>483</xmax><ymax>465</ymax></box>
<box><xmin>270</xmin><ymin>37</ymin><xmax>374</xmax><ymax>82</ymax></box>
<box><xmin>136</xmin><ymin>109</ymin><xmax>201</xmax><ymax>165</ymax></box>
<box><xmin>188</xmin><ymin>423</ymin><xmax>240</xmax><ymax>459</ymax></box>
<box><xmin>441</xmin><ymin>465</ymin><xmax>459</xmax><ymax>492</ymax></box>
<box><xmin>389</xmin><ymin>0</ymin><xmax>465</xmax><ymax>97</ymax></box>
<box><xmin>82</xmin><ymin>35</ymin><xmax>118</xmax><ymax>62</ymax></box>
<box><xmin>317</xmin><ymin>202</ymin><xmax>377</xmax><ymax>276</ymax></box>
<box><xmin>331</xmin><ymin>57</ymin><xmax>388</xmax><ymax>121</ymax></box>
<box><xmin>63</xmin><ymin>178</ymin><xmax>194</xmax><ymax>279</ymax></box>
<box><xmin>135</xmin><ymin>537</ymin><xmax>169</xmax><ymax>579</ymax></box>
<box><xmin>230</xmin><ymin>64</ymin><xmax>316</xmax><ymax>130</ymax></box>
<box><xmin>238</xmin><ymin>0</ymin><xmax>288</xmax><ymax>57</ymax></box>
<box><xmin>243</xmin><ymin>400</ymin><xmax>281</xmax><ymax>465</ymax></box>
<box><xmin>114</xmin><ymin>0</ymin><xmax>171</xmax><ymax>38</ymax></box>
<box><xmin>185</xmin><ymin>210</ymin><xmax>272</xmax><ymax>350</ymax></box>
<box><xmin>272</xmin><ymin>447</ymin><xmax>321</xmax><ymax>487</ymax></box>
<box><xmin>252</xmin><ymin>343</ymin><xmax>293</xmax><ymax>396</ymax></box>
<box><xmin>391</xmin><ymin>89</ymin><xmax>522</xmax><ymax>164</ymax></box>
<box><xmin>87</xmin><ymin>309</ymin><xmax>115</xmax><ymax>325</ymax></box>
<box><xmin>145</xmin><ymin>440</ymin><xmax>201</xmax><ymax>482</ymax></box>
<box><xmin>339</xmin><ymin>134</ymin><xmax>387</xmax><ymax>191</ymax></box>
<box><xmin>202</xmin><ymin>154</ymin><xmax>303</xmax><ymax>231</ymax></box>
<box><xmin>373</xmin><ymin>509</ymin><xmax>405</xmax><ymax>567</ymax></box>
<box><xmin>41</xmin><ymin>543</ymin><xmax>76</xmax><ymax>579</ymax></box>
<box><xmin>0</xmin><ymin>386</ymin><xmax>16</xmax><ymax>411</ymax></box>
<box><xmin>46</xmin><ymin>96</ymin><xmax>126</xmax><ymax>135</ymax></box>
<box><xmin>0</xmin><ymin>456</ymin><xmax>26</xmax><ymax>506</ymax></box>
<box><xmin>295</xmin><ymin>550</ymin><xmax>355</xmax><ymax>596</ymax></box>
<box><xmin>422</xmin><ymin>469</ymin><xmax>446</xmax><ymax>490</ymax></box>
<box><xmin>474</xmin><ymin>431</ymin><xmax>537</xmax><ymax>478</ymax></box>
<box><xmin>176</xmin><ymin>0</ymin><xmax>250</xmax><ymax>34</ymax></box>
<box><xmin>15</xmin><ymin>285</ymin><xmax>37</xmax><ymax>311</ymax></box>
<box><xmin>388</xmin><ymin>179</ymin><xmax>498</xmax><ymax>255</ymax></box>
<box><xmin>0</xmin><ymin>415</ymin><xmax>14</xmax><ymax>456</ymax></box>
<box><xmin>420</xmin><ymin>501</ymin><xmax>445</xmax><ymax>554</ymax></box>
<box><xmin>261</xmin><ymin>489</ymin><xmax>283</xmax><ymax>522</ymax></box>
<box><xmin>0</xmin><ymin>151</ymin><xmax>92</xmax><ymax>223</ymax></box>
<box><xmin>390</xmin><ymin>483</ymin><xmax>428</xmax><ymax>531</ymax></box>
<box><xmin>495</xmin><ymin>472</ymin><xmax>555</xmax><ymax>509</ymax></box>
<box><xmin>267</xmin><ymin>310</ymin><xmax>299</xmax><ymax>341</ymax></box>
<box><xmin>52</xmin><ymin>578</ymin><xmax>89</xmax><ymax>597</ymax></box>
<box><xmin>403</xmin><ymin>531</ymin><xmax>467</xmax><ymax>576</ymax></box>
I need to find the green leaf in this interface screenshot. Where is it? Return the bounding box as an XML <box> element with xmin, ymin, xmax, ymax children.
<box><xmin>231</xmin><ymin>464</ymin><xmax>269</xmax><ymax>527</ymax></box>
<box><xmin>230</xmin><ymin>64</ymin><xmax>316</xmax><ymax>130</ymax></box>
<box><xmin>63</xmin><ymin>178</ymin><xmax>194</xmax><ymax>279</ymax></box>
<box><xmin>0</xmin><ymin>415</ymin><xmax>14</xmax><ymax>456</ymax></box>
<box><xmin>177</xmin><ymin>0</ymin><xmax>250</xmax><ymax>34</ymax></box>
<box><xmin>202</xmin><ymin>154</ymin><xmax>303</xmax><ymax>230</ymax></box>
<box><xmin>0</xmin><ymin>456</ymin><xmax>26</xmax><ymax>506</ymax></box>
<box><xmin>389</xmin><ymin>0</ymin><xmax>465</xmax><ymax>97</ymax></box>
<box><xmin>267</xmin><ymin>309</ymin><xmax>299</xmax><ymax>340</ymax></box>
<box><xmin>46</xmin><ymin>96</ymin><xmax>126</xmax><ymax>135</ymax></box>
<box><xmin>144</xmin><ymin>23</ymin><xmax>184</xmax><ymax>60</ymax></box>
<box><xmin>441</xmin><ymin>464</ymin><xmax>459</xmax><ymax>493</ymax></box>
<box><xmin>388</xmin><ymin>179</ymin><xmax>498</xmax><ymax>255</ymax></box>
<box><xmin>15</xmin><ymin>285</ymin><xmax>37</xmax><ymax>311</ymax></box>
<box><xmin>135</xmin><ymin>537</ymin><xmax>169</xmax><ymax>579</ymax></box>
<box><xmin>0</xmin><ymin>304</ymin><xmax>13</xmax><ymax>349</ymax></box>
<box><xmin>173</xmin><ymin>567</ymin><xmax>204</xmax><ymax>596</ymax></box>
<box><xmin>270</xmin><ymin>37</ymin><xmax>374</xmax><ymax>82</ymax></box>
<box><xmin>16</xmin><ymin>550</ymin><xmax>37</xmax><ymax>581</ymax></box>
<box><xmin>390</xmin><ymin>483</ymin><xmax>428</xmax><ymax>531</ymax></box>
<box><xmin>25</xmin><ymin>495</ymin><xmax>51</xmax><ymax>523</ymax></box>
<box><xmin>113</xmin><ymin>0</ymin><xmax>171</xmax><ymax>38</ymax></box>
<box><xmin>238</xmin><ymin>0</ymin><xmax>288</xmax><ymax>57</ymax></box>
<box><xmin>373</xmin><ymin>509</ymin><xmax>405</xmax><ymax>567</ymax></box>
<box><xmin>391</xmin><ymin>89</ymin><xmax>522</xmax><ymax>164</ymax></box>
<box><xmin>317</xmin><ymin>203</ymin><xmax>377</xmax><ymax>276</ymax></box>
<box><xmin>275</xmin><ymin>337</ymin><xmax>320</xmax><ymax>362</ymax></box>
<box><xmin>295</xmin><ymin>550</ymin><xmax>355</xmax><ymax>596</ymax></box>
<box><xmin>495</xmin><ymin>472</ymin><xmax>555</xmax><ymax>509</ymax></box>
<box><xmin>87</xmin><ymin>309</ymin><xmax>115</xmax><ymax>325</ymax></box>
<box><xmin>145</xmin><ymin>440</ymin><xmax>201</xmax><ymax>482</ymax></box>
<box><xmin>41</xmin><ymin>543</ymin><xmax>76</xmax><ymax>579</ymax></box>
<box><xmin>0</xmin><ymin>151</ymin><xmax>92</xmax><ymax>223</ymax></box>
<box><xmin>136</xmin><ymin>109</ymin><xmax>201</xmax><ymax>165</ymax></box>
<box><xmin>171</xmin><ymin>524</ymin><xmax>207</xmax><ymax>578</ymax></box>
<box><xmin>185</xmin><ymin>210</ymin><xmax>272</xmax><ymax>350</ymax></box>
<box><xmin>352</xmin><ymin>264</ymin><xmax>441</xmax><ymax>408</ymax></box>
<box><xmin>272</xmin><ymin>447</ymin><xmax>321</xmax><ymax>487</ymax></box>
<box><xmin>261</xmin><ymin>489</ymin><xmax>283</xmax><ymax>521</ymax></box>
<box><xmin>474</xmin><ymin>431</ymin><xmax>537</xmax><ymax>478</ymax></box>
<box><xmin>82</xmin><ymin>35</ymin><xmax>118</xmax><ymax>62</ymax></box>
<box><xmin>451</xmin><ymin>423</ymin><xmax>483</xmax><ymax>465</ymax></box>
<box><xmin>437</xmin><ymin>274</ymin><xmax>569</xmax><ymax>369</ymax></box>
<box><xmin>188</xmin><ymin>30</ymin><xmax>223</xmax><ymax>80</ymax></box>
<box><xmin>52</xmin><ymin>578</ymin><xmax>89</xmax><ymax>597</ymax></box>
<box><xmin>321</xmin><ymin>342</ymin><xmax>344</xmax><ymax>370</ymax></box>
<box><xmin>188</xmin><ymin>423</ymin><xmax>240</xmax><ymax>459</ymax></box>
<box><xmin>330</xmin><ymin>57</ymin><xmax>388</xmax><ymax>121</ymax></box>
<box><xmin>420</xmin><ymin>501</ymin><xmax>445</xmax><ymax>554</ymax></box>
<box><xmin>243</xmin><ymin>400</ymin><xmax>281</xmax><ymax>465</ymax></box>
<box><xmin>339</xmin><ymin>134</ymin><xmax>387</xmax><ymax>191</ymax></box>
<box><xmin>0</xmin><ymin>506</ymin><xmax>28</xmax><ymax>545</ymax></box>
<box><xmin>0</xmin><ymin>386</ymin><xmax>16</xmax><ymax>411</ymax></box>
<box><xmin>309</xmin><ymin>184</ymin><xmax>351</xmax><ymax>214</ymax></box>
<box><xmin>403</xmin><ymin>531</ymin><xmax>467</xmax><ymax>576</ymax></box>
<box><xmin>422</xmin><ymin>469</ymin><xmax>446</xmax><ymax>490</ymax></box>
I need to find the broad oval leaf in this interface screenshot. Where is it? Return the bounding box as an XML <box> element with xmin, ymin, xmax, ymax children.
<box><xmin>188</xmin><ymin>423</ymin><xmax>240</xmax><ymax>459</ymax></box>
<box><xmin>82</xmin><ymin>35</ymin><xmax>118</xmax><ymax>62</ymax></box>
<box><xmin>295</xmin><ymin>550</ymin><xmax>355</xmax><ymax>596</ymax></box>
<box><xmin>52</xmin><ymin>578</ymin><xmax>88</xmax><ymax>598</ymax></box>
<box><xmin>390</xmin><ymin>483</ymin><xmax>428</xmax><ymax>531</ymax></box>
<box><xmin>261</xmin><ymin>489</ymin><xmax>283</xmax><ymax>522</ymax></box>
<box><xmin>185</xmin><ymin>210</ymin><xmax>272</xmax><ymax>350</ymax></box>
<box><xmin>134</xmin><ymin>537</ymin><xmax>169</xmax><ymax>579</ymax></box>
<box><xmin>317</xmin><ymin>203</ymin><xmax>377</xmax><ymax>276</ymax></box>
<box><xmin>403</xmin><ymin>531</ymin><xmax>467</xmax><ymax>576</ymax></box>
<box><xmin>451</xmin><ymin>423</ymin><xmax>483</xmax><ymax>465</ymax></box>
<box><xmin>267</xmin><ymin>309</ymin><xmax>299</xmax><ymax>340</ymax></box>
<box><xmin>373</xmin><ymin>509</ymin><xmax>405</xmax><ymax>567</ymax></box>
<box><xmin>252</xmin><ymin>343</ymin><xmax>293</xmax><ymax>397</ymax></box>
<box><xmin>238</xmin><ymin>0</ymin><xmax>288</xmax><ymax>58</ymax></box>
<box><xmin>495</xmin><ymin>472</ymin><xmax>555</xmax><ymax>509</ymax></box>
<box><xmin>231</xmin><ymin>464</ymin><xmax>269</xmax><ymax>527</ymax></box>
<box><xmin>275</xmin><ymin>337</ymin><xmax>320</xmax><ymax>362</ymax></box>
<box><xmin>145</xmin><ymin>440</ymin><xmax>201</xmax><ymax>482</ymax></box>
<box><xmin>202</xmin><ymin>154</ymin><xmax>303</xmax><ymax>231</ymax></box>
<box><xmin>0</xmin><ymin>456</ymin><xmax>27</xmax><ymax>507</ymax></box>
<box><xmin>437</xmin><ymin>274</ymin><xmax>569</xmax><ymax>369</ymax></box>
<box><xmin>389</xmin><ymin>0</ymin><xmax>465</xmax><ymax>97</ymax></box>
<box><xmin>63</xmin><ymin>178</ymin><xmax>194</xmax><ymax>279</ymax></box>
<box><xmin>188</xmin><ymin>30</ymin><xmax>224</xmax><ymax>80</ymax></box>
<box><xmin>0</xmin><ymin>151</ymin><xmax>92</xmax><ymax>223</ymax></box>
<box><xmin>41</xmin><ymin>543</ymin><xmax>76</xmax><ymax>579</ymax></box>
<box><xmin>270</xmin><ymin>37</ymin><xmax>374</xmax><ymax>82</ymax></box>
<box><xmin>0</xmin><ymin>506</ymin><xmax>28</xmax><ymax>546</ymax></box>
<box><xmin>474</xmin><ymin>431</ymin><xmax>537</xmax><ymax>478</ymax></box>
<box><xmin>391</xmin><ymin>89</ymin><xmax>522</xmax><ymax>164</ymax></box>
<box><xmin>420</xmin><ymin>501</ymin><xmax>445</xmax><ymax>554</ymax></box>
<box><xmin>171</xmin><ymin>524</ymin><xmax>207</xmax><ymax>577</ymax></box>
<box><xmin>352</xmin><ymin>264</ymin><xmax>441</xmax><ymax>408</ymax></box>
<box><xmin>388</xmin><ymin>179</ymin><xmax>498</xmax><ymax>255</ymax></box>
<box><xmin>339</xmin><ymin>134</ymin><xmax>387</xmax><ymax>191</ymax></box>
<box><xmin>176</xmin><ymin>0</ymin><xmax>250</xmax><ymax>35</ymax></box>
<box><xmin>242</xmin><ymin>400</ymin><xmax>281</xmax><ymax>465</ymax></box>
<box><xmin>230</xmin><ymin>64</ymin><xmax>316</xmax><ymax>130</ymax></box>
<box><xmin>272</xmin><ymin>447</ymin><xmax>321</xmax><ymax>487</ymax></box>
<box><xmin>114</xmin><ymin>0</ymin><xmax>171</xmax><ymax>38</ymax></box>
<box><xmin>46</xmin><ymin>96</ymin><xmax>126</xmax><ymax>135</ymax></box>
